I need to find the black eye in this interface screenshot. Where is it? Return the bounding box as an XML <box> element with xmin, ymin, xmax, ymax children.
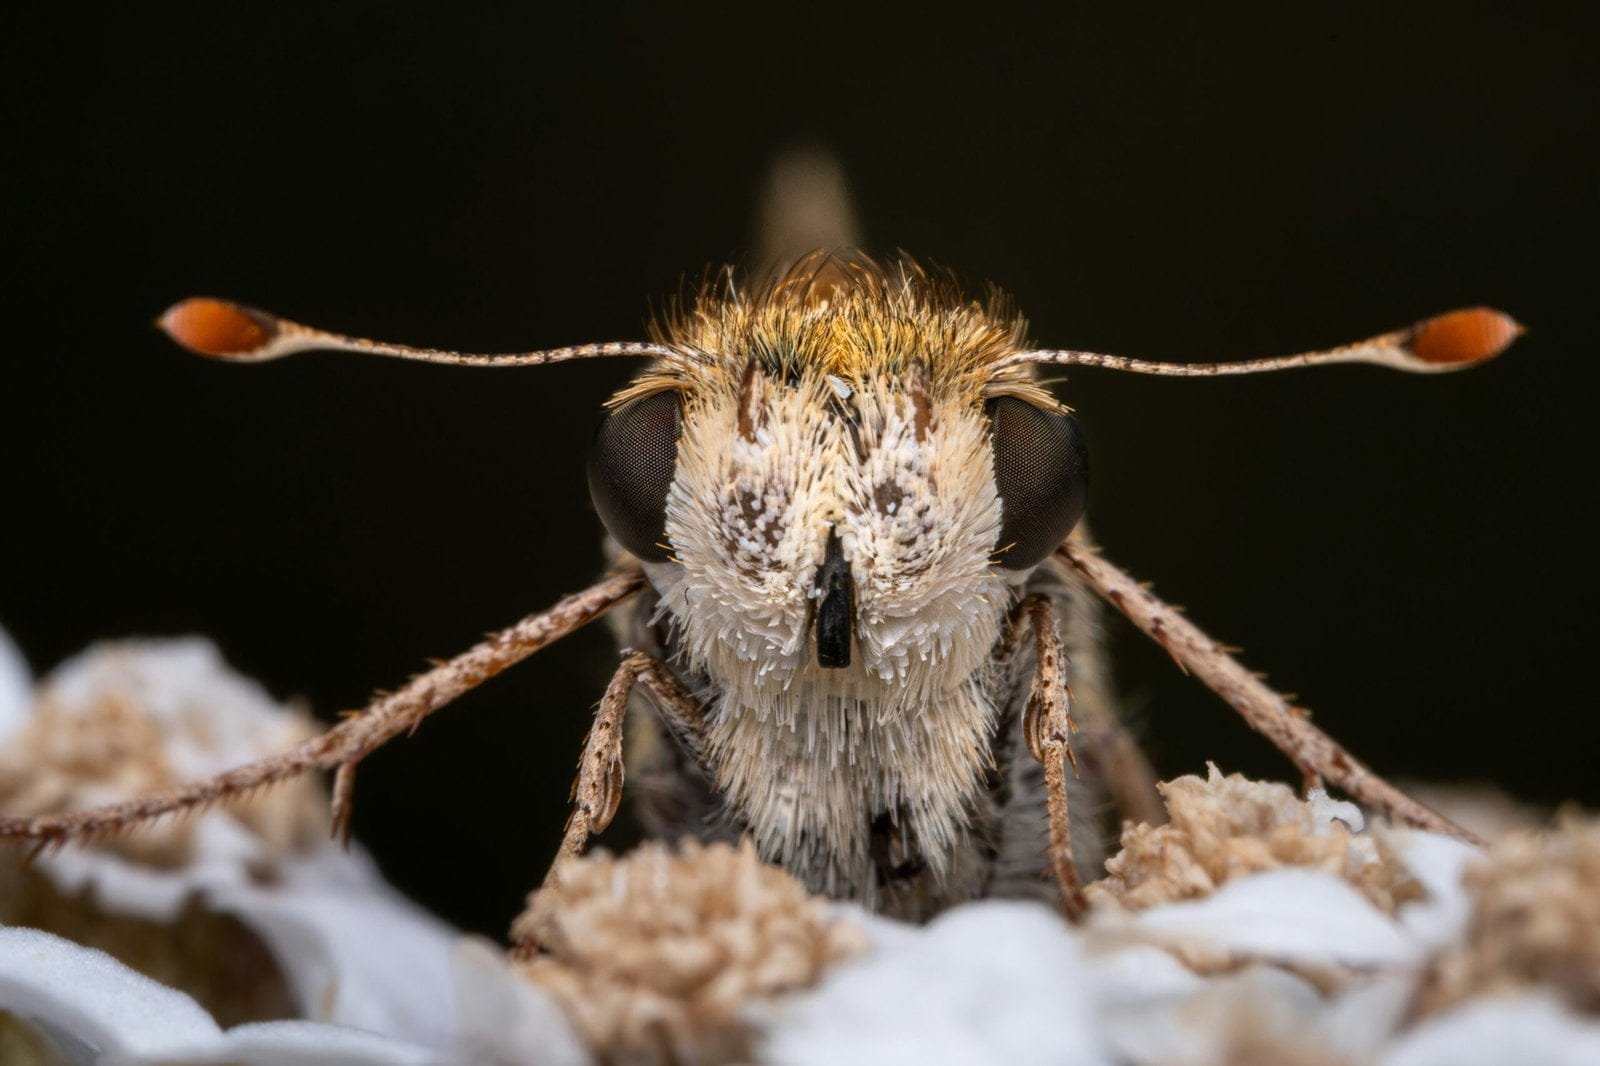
<box><xmin>588</xmin><ymin>390</ymin><xmax>682</xmax><ymax>562</ymax></box>
<box><xmin>987</xmin><ymin>396</ymin><xmax>1089</xmax><ymax>571</ymax></box>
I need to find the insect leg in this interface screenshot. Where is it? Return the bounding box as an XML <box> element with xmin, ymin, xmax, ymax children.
<box><xmin>1006</xmin><ymin>594</ymin><xmax>1090</xmax><ymax>920</ymax></box>
<box><xmin>512</xmin><ymin>648</ymin><xmax>704</xmax><ymax>956</ymax></box>
<box><xmin>0</xmin><ymin>569</ymin><xmax>647</xmax><ymax>849</ymax></box>
<box><xmin>1036</xmin><ymin>556</ymin><xmax>1167</xmax><ymax>831</ymax></box>
<box><xmin>1056</xmin><ymin>541</ymin><xmax>1481</xmax><ymax>845</ymax></box>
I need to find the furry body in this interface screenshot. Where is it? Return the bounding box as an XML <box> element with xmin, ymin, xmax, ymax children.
<box><xmin>607</xmin><ymin>257</ymin><xmax>1118</xmax><ymax>918</ymax></box>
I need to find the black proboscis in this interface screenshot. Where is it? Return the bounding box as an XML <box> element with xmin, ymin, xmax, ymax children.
<box><xmin>815</xmin><ymin>529</ymin><xmax>854</xmax><ymax>668</ymax></box>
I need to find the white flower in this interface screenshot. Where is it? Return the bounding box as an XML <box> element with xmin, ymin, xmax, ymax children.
<box><xmin>6</xmin><ymin>624</ymin><xmax>1592</xmax><ymax>1064</ymax></box>
<box><xmin>0</xmin><ymin>925</ymin><xmax>436</xmax><ymax>1065</ymax></box>
<box><xmin>0</xmin><ymin>632</ymin><xmax>581</xmax><ymax>1062</ymax></box>
<box><xmin>757</xmin><ymin>774</ymin><xmax>1580</xmax><ymax>1066</ymax></box>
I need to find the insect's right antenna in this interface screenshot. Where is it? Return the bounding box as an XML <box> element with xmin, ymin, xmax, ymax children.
<box><xmin>1000</xmin><ymin>307</ymin><xmax>1522</xmax><ymax>375</ymax></box>
<box><xmin>158</xmin><ymin>298</ymin><xmax>693</xmax><ymax>367</ymax></box>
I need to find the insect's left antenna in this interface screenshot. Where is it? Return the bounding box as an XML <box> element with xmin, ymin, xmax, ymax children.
<box><xmin>158</xmin><ymin>297</ymin><xmax>689</xmax><ymax>367</ymax></box>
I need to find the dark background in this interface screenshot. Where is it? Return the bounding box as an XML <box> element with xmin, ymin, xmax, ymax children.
<box><xmin>4</xmin><ymin>6</ymin><xmax>1594</xmax><ymax>940</ymax></box>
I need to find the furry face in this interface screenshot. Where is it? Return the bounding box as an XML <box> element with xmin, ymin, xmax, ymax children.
<box><xmin>597</xmin><ymin>256</ymin><xmax>1080</xmax><ymax>896</ymax></box>
<box><xmin>661</xmin><ymin>367</ymin><xmax>1008</xmax><ymax>702</ymax></box>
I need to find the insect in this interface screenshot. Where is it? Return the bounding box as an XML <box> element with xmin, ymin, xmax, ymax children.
<box><xmin>0</xmin><ymin>174</ymin><xmax>1520</xmax><ymax>942</ymax></box>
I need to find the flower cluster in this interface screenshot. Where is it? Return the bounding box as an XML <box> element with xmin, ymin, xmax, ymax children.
<box><xmin>0</xmin><ymin>627</ymin><xmax>579</xmax><ymax>1064</ymax></box>
<box><xmin>2</xmin><ymin>623</ymin><xmax>1596</xmax><ymax>1065</ymax></box>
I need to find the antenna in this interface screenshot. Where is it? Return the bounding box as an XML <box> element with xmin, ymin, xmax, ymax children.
<box><xmin>158</xmin><ymin>297</ymin><xmax>689</xmax><ymax>367</ymax></box>
<box><xmin>1001</xmin><ymin>307</ymin><xmax>1522</xmax><ymax>376</ymax></box>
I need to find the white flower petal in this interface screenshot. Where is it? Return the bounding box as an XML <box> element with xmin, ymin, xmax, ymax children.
<box><xmin>1085</xmin><ymin>943</ymin><xmax>1205</xmax><ymax>1005</ymax></box>
<box><xmin>1379</xmin><ymin>994</ymin><xmax>1600</xmax><ymax>1066</ymax></box>
<box><xmin>449</xmin><ymin>937</ymin><xmax>590</xmax><ymax>1066</ymax></box>
<box><xmin>1388</xmin><ymin>828</ymin><xmax>1481</xmax><ymax>951</ymax></box>
<box><xmin>825</xmin><ymin>901</ymin><xmax>921</xmax><ymax>952</ymax></box>
<box><xmin>29</xmin><ymin>834</ymin><xmax>471</xmax><ymax>1048</ymax></box>
<box><xmin>0</xmin><ymin>925</ymin><xmax>221</xmax><ymax>1061</ymax></box>
<box><xmin>149</xmin><ymin>1020</ymin><xmax>437</xmax><ymax>1066</ymax></box>
<box><xmin>205</xmin><ymin>865</ymin><xmax>460</xmax><ymax>1047</ymax></box>
<box><xmin>1315</xmin><ymin>973</ymin><xmax>1416</xmax><ymax>1061</ymax></box>
<box><xmin>1130</xmin><ymin>868</ymin><xmax>1418</xmax><ymax>966</ymax></box>
<box><xmin>764</xmin><ymin>900</ymin><xmax>1109</xmax><ymax>1066</ymax></box>
<box><xmin>1091</xmin><ymin>961</ymin><xmax>1414</xmax><ymax>1066</ymax></box>
<box><xmin>1125</xmin><ymin>966</ymin><xmax>1323</xmax><ymax>1066</ymax></box>
<box><xmin>0</xmin><ymin>621</ymin><xmax>31</xmax><ymax>743</ymax></box>
<box><xmin>1087</xmin><ymin>949</ymin><xmax>1227</xmax><ymax>1064</ymax></box>
<box><xmin>0</xmin><ymin>926</ymin><xmax>443</xmax><ymax>1066</ymax></box>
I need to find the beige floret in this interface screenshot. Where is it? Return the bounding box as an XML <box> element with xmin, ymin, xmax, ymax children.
<box><xmin>0</xmin><ymin>643</ymin><xmax>324</xmax><ymax>866</ymax></box>
<box><xmin>1087</xmin><ymin>764</ymin><xmax>1422</xmax><ymax>914</ymax></box>
<box><xmin>513</xmin><ymin>839</ymin><xmax>866</xmax><ymax>1063</ymax></box>
<box><xmin>0</xmin><ymin>641</ymin><xmax>331</xmax><ymax>1025</ymax></box>
<box><xmin>1418</xmin><ymin>814</ymin><xmax>1600</xmax><ymax>1015</ymax></box>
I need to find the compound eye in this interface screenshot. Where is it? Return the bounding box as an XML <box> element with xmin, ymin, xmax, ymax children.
<box><xmin>986</xmin><ymin>396</ymin><xmax>1089</xmax><ymax>571</ymax></box>
<box><xmin>588</xmin><ymin>390</ymin><xmax>682</xmax><ymax>562</ymax></box>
